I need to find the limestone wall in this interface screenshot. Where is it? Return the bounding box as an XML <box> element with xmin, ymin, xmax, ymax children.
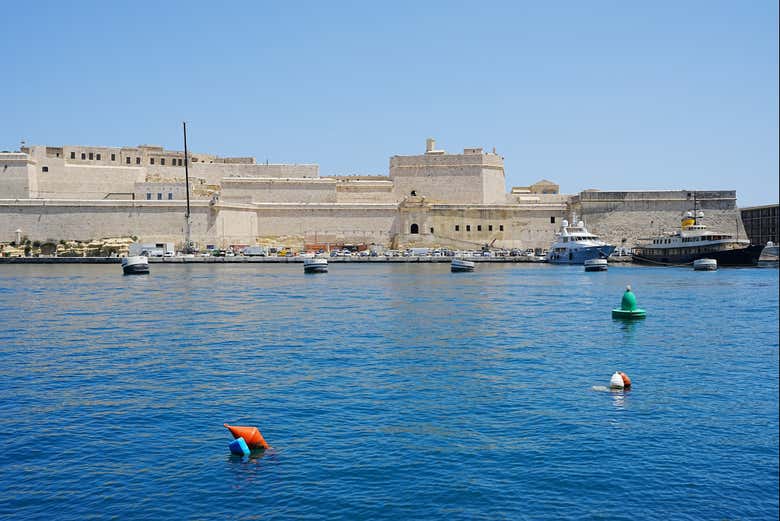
<box><xmin>389</xmin><ymin>150</ymin><xmax>505</xmax><ymax>204</ymax></box>
<box><xmin>190</xmin><ymin>162</ymin><xmax>318</xmax><ymax>185</ymax></box>
<box><xmin>221</xmin><ymin>178</ymin><xmax>337</xmax><ymax>204</ymax></box>
<box><xmin>37</xmin><ymin>164</ymin><xmax>146</xmax><ymax>199</ymax></box>
<box><xmin>0</xmin><ymin>200</ymin><xmax>217</xmax><ymax>245</ymax></box>
<box><xmin>0</xmin><ymin>154</ymin><xmax>38</xmax><ymax>199</ymax></box>
<box><xmin>575</xmin><ymin>190</ymin><xmax>746</xmax><ymax>247</ymax></box>
<box><xmin>397</xmin><ymin>202</ymin><xmax>568</xmax><ymax>250</ymax></box>
<box><xmin>335</xmin><ymin>180</ymin><xmax>397</xmax><ymax>203</ymax></box>
<box><xmin>482</xmin><ymin>168</ymin><xmax>507</xmax><ymax>204</ymax></box>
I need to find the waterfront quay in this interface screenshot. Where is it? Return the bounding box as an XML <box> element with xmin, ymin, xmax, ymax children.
<box><xmin>0</xmin><ymin>255</ymin><xmax>548</xmax><ymax>265</ymax></box>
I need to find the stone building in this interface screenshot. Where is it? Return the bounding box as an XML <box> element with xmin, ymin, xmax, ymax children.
<box><xmin>0</xmin><ymin>138</ymin><xmax>746</xmax><ymax>252</ymax></box>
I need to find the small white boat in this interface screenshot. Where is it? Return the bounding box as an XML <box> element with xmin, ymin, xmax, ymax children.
<box><xmin>121</xmin><ymin>255</ymin><xmax>149</xmax><ymax>275</ymax></box>
<box><xmin>693</xmin><ymin>258</ymin><xmax>717</xmax><ymax>271</ymax></box>
<box><xmin>303</xmin><ymin>257</ymin><xmax>328</xmax><ymax>273</ymax></box>
<box><xmin>451</xmin><ymin>258</ymin><xmax>475</xmax><ymax>272</ymax></box>
<box><xmin>584</xmin><ymin>258</ymin><xmax>608</xmax><ymax>272</ymax></box>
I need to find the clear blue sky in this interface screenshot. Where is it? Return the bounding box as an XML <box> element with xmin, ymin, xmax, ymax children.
<box><xmin>2</xmin><ymin>1</ymin><xmax>777</xmax><ymax>206</ymax></box>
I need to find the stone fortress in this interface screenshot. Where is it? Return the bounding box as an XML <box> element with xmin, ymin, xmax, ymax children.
<box><xmin>0</xmin><ymin>138</ymin><xmax>746</xmax><ymax>251</ymax></box>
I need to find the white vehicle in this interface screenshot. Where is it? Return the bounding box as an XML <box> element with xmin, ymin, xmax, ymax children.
<box><xmin>130</xmin><ymin>242</ymin><xmax>175</xmax><ymax>258</ymax></box>
<box><xmin>242</xmin><ymin>246</ymin><xmax>267</xmax><ymax>257</ymax></box>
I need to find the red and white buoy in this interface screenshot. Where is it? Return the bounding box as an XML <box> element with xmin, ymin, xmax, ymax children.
<box><xmin>610</xmin><ymin>371</ymin><xmax>632</xmax><ymax>389</ymax></box>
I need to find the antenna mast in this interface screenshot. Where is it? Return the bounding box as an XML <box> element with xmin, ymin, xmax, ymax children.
<box><xmin>183</xmin><ymin>122</ymin><xmax>192</xmax><ymax>253</ymax></box>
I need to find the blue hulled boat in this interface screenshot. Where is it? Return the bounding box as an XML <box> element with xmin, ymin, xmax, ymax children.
<box><xmin>546</xmin><ymin>219</ymin><xmax>615</xmax><ymax>264</ymax></box>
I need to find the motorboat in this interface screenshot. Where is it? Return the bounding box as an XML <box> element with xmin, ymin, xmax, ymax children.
<box><xmin>303</xmin><ymin>257</ymin><xmax>328</xmax><ymax>273</ymax></box>
<box><xmin>584</xmin><ymin>258</ymin><xmax>608</xmax><ymax>272</ymax></box>
<box><xmin>693</xmin><ymin>258</ymin><xmax>717</xmax><ymax>271</ymax></box>
<box><xmin>451</xmin><ymin>258</ymin><xmax>475</xmax><ymax>272</ymax></box>
<box><xmin>546</xmin><ymin>218</ymin><xmax>615</xmax><ymax>264</ymax></box>
<box><xmin>121</xmin><ymin>255</ymin><xmax>149</xmax><ymax>275</ymax></box>
<box><xmin>758</xmin><ymin>241</ymin><xmax>778</xmax><ymax>268</ymax></box>
<box><xmin>632</xmin><ymin>208</ymin><xmax>763</xmax><ymax>267</ymax></box>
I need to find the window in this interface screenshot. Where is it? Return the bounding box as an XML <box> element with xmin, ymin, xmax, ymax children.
<box><xmin>178</xmin><ymin>158</ymin><xmax>183</xmax><ymax>166</ymax></box>
<box><xmin>488</xmin><ymin>225</ymin><xmax>493</xmax><ymax>231</ymax></box>
<box><xmin>410</xmin><ymin>223</ymin><xmax>419</xmax><ymax>234</ymax></box>
<box><xmin>126</xmin><ymin>157</ymin><xmax>131</xmax><ymax>164</ymax></box>
<box><xmin>168</xmin><ymin>193</ymin><xmax>173</xmax><ymax>200</ymax></box>
<box><xmin>410</xmin><ymin>190</ymin><xmax>417</xmax><ymax>196</ymax></box>
<box><xmin>70</xmin><ymin>152</ymin><xmax>75</xmax><ymax>159</ymax></box>
<box><xmin>455</xmin><ymin>225</ymin><xmax>460</xmax><ymax>231</ymax></box>
<box><xmin>499</xmin><ymin>225</ymin><xmax>504</xmax><ymax>231</ymax></box>
<box><xmin>42</xmin><ymin>166</ymin><xmax>48</xmax><ymax>172</ymax></box>
<box><xmin>550</xmin><ymin>216</ymin><xmax>556</xmax><ymax>224</ymax></box>
<box><xmin>111</xmin><ymin>154</ymin><xmax>116</xmax><ymax>161</ymax></box>
<box><xmin>430</xmin><ymin>227</ymin><xmax>434</xmax><ymax>234</ymax></box>
<box><xmin>146</xmin><ymin>193</ymin><xmax>151</xmax><ymax>200</ymax></box>
<box><xmin>157</xmin><ymin>193</ymin><xmax>162</xmax><ymax>200</ymax></box>
<box><xmin>136</xmin><ymin>157</ymin><xmax>140</xmax><ymax>165</ymax></box>
<box><xmin>161</xmin><ymin>158</ymin><xmax>165</xmax><ymax>166</ymax></box>
<box><xmin>477</xmin><ymin>225</ymin><xmax>482</xmax><ymax>231</ymax></box>
<box><xmin>466</xmin><ymin>225</ymin><xmax>471</xmax><ymax>232</ymax></box>
<box><xmin>96</xmin><ymin>153</ymin><xmax>101</xmax><ymax>160</ymax></box>
<box><xmin>150</xmin><ymin>158</ymin><xmax>155</xmax><ymax>165</ymax></box>
<box><xmin>81</xmin><ymin>153</ymin><xmax>86</xmax><ymax>160</ymax></box>
<box><xmin>89</xmin><ymin>152</ymin><xmax>94</xmax><ymax>160</ymax></box>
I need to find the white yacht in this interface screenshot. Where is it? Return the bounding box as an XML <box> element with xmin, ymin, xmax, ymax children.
<box><xmin>546</xmin><ymin>219</ymin><xmax>615</xmax><ymax>264</ymax></box>
<box><xmin>303</xmin><ymin>257</ymin><xmax>328</xmax><ymax>273</ymax></box>
<box><xmin>451</xmin><ymin>257</ymin><xmax>475</xmax><ymax>272</ymax></box>
<box><xmin>758</xmin><ymin>241</ymin><xmax>778</xmax><ymax>268</ymax></box>
<box><xmin>121</xmin><ymin>255</ymin><xmax>149</xmax><ymax>275</ymax></box>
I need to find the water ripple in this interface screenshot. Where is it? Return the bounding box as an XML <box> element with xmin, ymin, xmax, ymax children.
<box><xmin>0</xmin><ymin>263</ymin><xmax>777</xmax><ymax>520</ymax></box>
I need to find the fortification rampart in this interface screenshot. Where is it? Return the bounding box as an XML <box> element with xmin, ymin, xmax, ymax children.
<box><xmin>221</xmin><ymin>178</ymin><xmax>337</xmax><ymax>204</ymax></box>
<box><xmin>0</xmin><ymin>200</ymin><xmax>217</xmax><ymax>245</ymax></box>
<box><xmin>575</xmin><ymin>190</ymin><xmax>745</xmax><ymax>247</ymax></box>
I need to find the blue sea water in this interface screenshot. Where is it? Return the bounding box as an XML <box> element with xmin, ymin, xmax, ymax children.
<box><xmin>0</xmin><ymin>263</ymin><xmax>777</xmax><ymax>520</ymax></box>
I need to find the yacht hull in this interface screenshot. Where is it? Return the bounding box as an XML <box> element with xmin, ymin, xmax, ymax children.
<box><xmin>547</xmin><ymin>245</ymin><xmax>615</xmax><ymax>265</ymax></box>
<box><xmin>121</xmin><ymin>256</ymin><xmax>149</xmax><ymax>275</ymax></box>
<box><xmin>303</xmin><ymin>259</ymin><xmax>328</xmax><ymax>273</ymax></box>
<box><xmin>632</xmin><ymin>244</ymin><xmax>763</xmax><ymax>267</ymax></box>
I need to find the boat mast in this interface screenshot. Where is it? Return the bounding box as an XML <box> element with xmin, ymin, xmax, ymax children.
<box><xmin>183</xmin><ymin>121</ymin><xmax>192</xmax><ymax>253</ymax></box>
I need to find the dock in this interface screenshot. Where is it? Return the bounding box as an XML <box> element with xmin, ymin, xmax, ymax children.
<box><xmin>0</xmin><ymin>255</ymin><xmax>548</xmax><ymax>264</ymax></box>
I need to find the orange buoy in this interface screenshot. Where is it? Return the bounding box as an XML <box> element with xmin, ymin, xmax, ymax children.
<box><xmin>618</xmin><ymin>371</ymin><xmax>632</xmax><ymax>388</ymax></box>
<box><xmin>224</xmin><ymin>423</ymin><xmax>270</xmax><ymax>450</ymax></box>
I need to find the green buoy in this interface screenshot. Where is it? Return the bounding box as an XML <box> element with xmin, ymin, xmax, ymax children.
<box><xmin>612</xmin><ymin>285</ymin><xmax>646</xmax><ymax>319</ymax></box>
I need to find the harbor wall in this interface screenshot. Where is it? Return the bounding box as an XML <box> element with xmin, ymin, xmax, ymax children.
<box><xmin>0</xmin><ymin>200</ymin><xmax>217</xmax><ymax>245</ymax></box>
<box><xmin>575</xmin><ymin>190</ymin><xmax>747</xmax><ymax>246</ymax></box>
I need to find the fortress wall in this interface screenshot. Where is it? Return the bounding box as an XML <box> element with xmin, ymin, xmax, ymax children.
<box><xmin>0</xmin><ymin>201</ymin><xmax>217</xmax><ymax>245</ymax></box>
<box><xmin>398</xmin><ymin>204</ymin><xmax>567</xmax><ymax>250</ymax></box>
<box><xmin>221</xmin><ymin>178</ymin><xmax>337</xmax><ymax>204</ymax></box>
<box><xmin>576</xmin><ymin>190</ymin><xmax>746</xmax><ymax>246</ymax></box>
<box><xmin>390</xmin><ymin>153</ymin><xmax>504</xmax><ymax>168</ymax></box>
<box><xmin>390</xmin><ymin>167</ymin><xmax>485</xmax><ymax>203</ymax></box>
<box><xmin>335</xmin><ymin>181</ymin><xmax>397</xmax><ymax>203</ymax></box>
<box><xmin>253</xmin><ymin>205</ymin><xmax>398</xmax><ymax>246</ymax></box>
<box><xmin>0</xmin><ymin>155</ymin><xmax>38</xmax><ymax>199</ymax></box>
<box><xmin>190</xmin><ymin>163</ymin><xmax>318</xmax><ymax>185</ymax></box>
<box><xmin>36</xmin><ymin>164</ymin><xmax>146</xmax><ymax>199</ymax></box>
<box><xmin>482</xmin><ymin>168</ymin><xmax>507</xmax><ymax>204</ymax></box>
